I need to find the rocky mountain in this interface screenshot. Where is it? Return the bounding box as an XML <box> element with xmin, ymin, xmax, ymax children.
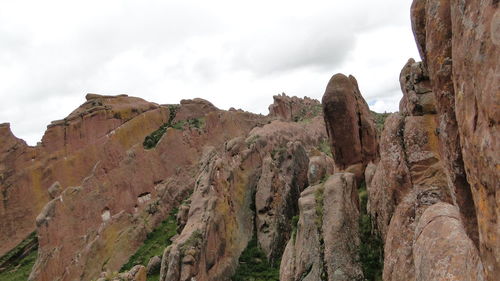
<box><xmin>0</xmin><ymin>0</ymin><xmax>498</xmax><ymax>280</ymax></box>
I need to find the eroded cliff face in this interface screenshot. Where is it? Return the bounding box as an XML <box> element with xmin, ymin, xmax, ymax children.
<box><xmin>0</xmin><ymin>94</ymin><xmax>171</xmax><ymax>258</ymax></box>
<box><xmin>408</xmin><ymin>0</ymin><xmax>498</xmax><ymax>279</ymax></box>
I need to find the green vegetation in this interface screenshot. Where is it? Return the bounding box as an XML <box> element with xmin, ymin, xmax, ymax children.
<box><xmin>143</xmin><ymin>105</ymin><xmax>180</xmax><ymax>149</ymax></box>
<box><xmin>180</xmin><ymin>229</ymin><xmax>203</xmax><ymax>255</ymax></box>
<box><xmin>143</xmin><ymin>105</ymin><xmax>206</xmax><ymax>149</ymax></box>
<box><xmin>270</xmin><ymin>146</ymin><xmax>287</xmax><ymax>161</ymax></box>
<box><xmin>293</xmin><ymin>104</ymin><xmax>323</xmax><ymax>123</ymax></box>
<box><xmin>314</xmin><ymin>186</ymin><xmax>325</xmax><ymax>229</ymax></box>
<box><xmin>318</xmin><ymin>139</ymin><xmax>332</xmax><ymax>157</ymax></box>
<box><xmin>246</xmin><ymin>134</ymin><xmax>260</xmax><ymax>148</ymax></box>
<box><xmin>0</xmin><ymin>232</ymin><xmax>38</xmax><ymax>281</ymax></box>
<box><xmin>371</xmin><ymin>111</ymin><xmax>390</xmax><ymax>135</ymax></box>
<box><xmin>291</xmin><ymin>215</ymin><xmax>299</xmax><ymax>242</ymax></box>
<box><xmin>358</xmin><ymin>181</ymin><xmax>383</xmax><ymax>281</ymax></box>
<box><xmin>232</xmin><ymin>235</ymin><xmax>280</xmax><ymax>281</ymax></box>
<box><xmin>120</xmin><ymin>210</ymin><xmax>178</xmax><ymax>273</ymax></box>
<box><xmin>147</xmin><ymin>272</ymin><xmax>160</xmax><ymax>281</ymax></box>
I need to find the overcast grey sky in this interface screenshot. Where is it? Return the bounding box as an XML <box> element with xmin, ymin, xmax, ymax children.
<box><xmin>0</xmin><ymin>0</ymin><xmax>419</xmax><ymax>145</ymax></box>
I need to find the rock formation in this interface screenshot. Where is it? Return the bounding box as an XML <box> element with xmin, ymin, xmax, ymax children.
<box><xmin>0</xmin><ymin>1</ymin><xmax>498</xmax><ymax>280</ymax></box>
<box><xmin>322</xmin><ymin>74</ymin><xmax>378</xmax><ymax>180</ymax></box>
<box><xmin>268</xmin><ymin>93</ymin><xmax>322</xmax><ymax>122</ymax></box>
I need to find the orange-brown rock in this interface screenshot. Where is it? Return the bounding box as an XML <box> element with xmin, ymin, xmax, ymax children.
<box><xmin>159</xmin><ymin>113</ymin><xmax>329</xmax><ymax>281</ymax></box>
<box><xmin>399</xmin><ymin>59</ymin><xmax>436</xmax><ymax>116</ymax></box>
<box><xmin>322</xmin><ymin>74</ymin><xmax>377</xmax><ymax>176</ymax></box>
<box><xmin>366</xmin><ymin>113</ymin><xmax>412</xmax><ymax>240</ymax></box>
<box><xmin>268</xmin><ymin>93</ymin><xmax>322</xmax><ymax>122</ymax></box>
<box><xmin>0</xmin><ymin>95</ymin><xmax>170</xmax><ymax>259</ymax></box>
<box><xmin>451</xmin><ymin>1</ymin><xmax>499</xmax><ymax>277</ymax></box>
<box><xmin>414</xmin><ymin>202</ymin><xmax>484</xmax><ymax>280</ymax></box>
<box><xmin>280</xmin><ymin>173</ymin><xmax>364</xmax><ymax>281</ymax></box>
<box><xmin>410</xmin><ymin>0</ymin><xmax>498</xmax><ymax>278</ymax></box>
<box><xmin>256</xmin><ymin>141</ymin><xmax>309</xmax><ymax>263</ymax></box>
<box><xmin>28</xmin><ymin>101</ymin><xmax>267</xmax><ymax>281</ymax></box>
<box><xmin>411</xmin><ymin>0</ymin><xmax>480</xmax><ymax>248</ymax></box>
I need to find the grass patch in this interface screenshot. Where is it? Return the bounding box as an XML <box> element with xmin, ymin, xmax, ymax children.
<box><xmin>318</xmin><ymin>139</ymin><xmax>332</xmax><ymax>157</ymax></box>
<box><xmin>147</xmin><ymin>272</ymin><xmax>160</xmax><ymax>281</ymax></box>
<box><xmin>143</xmin><ymin>108</ymin><xmax>206</xmax><ymax>149</ymax></box>
<box><xmin>314</xmin><ymin>186</ymin><xmax>325</xmax><ymax>229</ymax></box>
<box><xmin>291</xmin><ymin>215</ymin><xmax>299</xmax><ymax>242</ymax></box>
<box><xmin>371</xmin><ymin>111</ymin><xmax>390</xmax><ymax>136</ymax></box>
<box><xmin>232</xmin><ymin>235</ymin><xmax>280</xmax><ymax>281</ymax></box>
<box><xmin>0</xmin><ymin>232</ymin><xmax>38</xmax><ymax>281</ymax></box>
<box><xmin>143</xmin><ymin>105</ymin><xmax>180</xmax><ymax>149</ymax></box>
<box><xmin>180</xmin><ymin>229</ymin><xmax>203</xmax><ymax>255</ymax></box>
<box><xmin>358</xmin><ymin>181</ymin><xmax>383</xmax><ymax>281</ymax></box>
<box><xmin>293</xmin><ymin>104</ymin><xmax>323</xmax><ymax>122</ymax></box>
<box><xmin>246</xmin><ymin>134</ymin><xmax>260</xmax><ymax>148</ymax></box>
<box><xmin>120</xmin><ymin>210</ymin><xmax>178</xmax><ymax>272</ymax></box>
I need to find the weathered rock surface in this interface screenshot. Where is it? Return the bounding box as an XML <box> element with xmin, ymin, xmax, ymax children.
<box><xmin>256</xmin><ymin>141</ymin><xmax>309</xmax><ymax>263</ymax></box>
<box><xmin>409</xmin><ymin>0</ymin><xmax>498</xmax><ymax>278</ymax></box>
<box><xmin>307</xmin><ymin>154</ymin><xmax>335</xmax><ymax>186</ymax></box>
<box><xmin>414</xmin><ymin>202</ymin><xmax>484</xmax><ymax>281</ymax></box>
<box><xmin>279</xmin><ymin>173</ymin><xmax>363</xmax><ymax>281</ymax></box>
<box><xmin>268</xmin><ymin>93</ymin><xmax>322</xmax><ymax>122</ymax></box>
<box><xmin>322</xmin><ymin>74</ymin><xmax>377</xmax><ymax>177</ymax></box>
<box><xmin>159</xmin><ymin>114</ymin><xmax>329</xmax><ymax>281</ymax></box>
<box><xmin>159</xmin><ymin>146</ymin><xmax>257</xmax><ymax>281</ymax></box>
<box><xmin>451</xmin><ymin>1</ymin><xmax>499</xmax><ymax>276</ymax></box>
<box><xmin>399</xmin><ymin>59</ymin><xmax>435</xmax><ymax>116</ymax></box>
<box><xmin>367</xmin><ymin>53</ymin><xmax>486</xmax><ymax>280</ymax></box>
<box><xmin>28</xmin><ymin>101</ymin><xmax>267</xmax><ymax>281</ymax></box>
<box><xmin>1</xmin><ymin>95</ymin><xmax>170</xmax><ymax>258</ymax></box>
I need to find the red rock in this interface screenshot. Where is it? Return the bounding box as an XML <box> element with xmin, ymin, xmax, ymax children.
<box><xmin>410</xmin><ymin>0</ymin><xmax>480</xmax><ymax>247</ymax></box>
<box><xmin>451</xmin><ymin>2</ymin><xmax>500</xmax><ymax>277</ymax></box>
<box><xmin>268</xmin><ymin>93</ymin><xmax>322</xmax><ymax>122</ymax></box>
<box><xmin>414</xmin><ymin>202</ymin><xmax>484</xmax><ymax>281</ymax></box>
<box><xmin>322</xmin><ymin>74</ymin><xmax>377</xmax><ymax>173</ymax></box>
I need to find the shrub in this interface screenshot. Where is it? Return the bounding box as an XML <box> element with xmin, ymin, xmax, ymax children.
<box><xmin>232</xmin><ymin>235</ymin><xmax>279</xmax><ymax>281</ymax></box>
<box><xmin>357</xmin><ymin>181</ymin><xmax>383</xmax><ymax>280</ymax></box>
<box><xmin>120</xmin><ymin>210</ymin><xmax>178</xmax><ymax>272</ymax></box>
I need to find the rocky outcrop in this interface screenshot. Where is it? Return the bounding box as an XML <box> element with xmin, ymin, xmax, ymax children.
<box><xmin>450</xmin><ymin>2</ymin><xmax>499</xmax><ymax>276</ymax></box>
<box><xmin>414</xmin><ymin>202</ymin><xmax>484</xmax><ymax>281</ymax></box>
<box><xmin>409</xmin><ymin>0</ymin><xmax>498</xmax><ymax>279</ymax></box>
<box><xmin>280</xmin><ymin>75</ymin><xmax>378</xmax><ymax>281</ymax></box>
<box><xmin>268</xmin><ymin>93</ymin><xmax>322</xmax><ymax>122</ymax></box>
<box><xmin>256</xmin><ymin>141</ymin><xmax>309</xmax><ymax>263</ymax></box>
<box><xmin>159</xmin><ymin>146</ymin><xmax>257</xmax><ymax>281</ymax></box>
<box><xmin>159</xmin><ymin>114</ymin><xmax>329</xmax><ymax>281</ymax></box>
<box><xmin>322</xmin><ymin>74</ymin><xmax>377</xmax><ymax>179</ymax></box>
<box><xmin>28</xmin><ymin>101</ymin><xmax>267</xmax><ymax>281</ymax></box>
<box><xmin>367</xmin><ymin>54</ymin><xmax>487</xmax><ymax>280</ymax></box>
<box><xmin>280</xmin><ymin>173</ymin><xmax>363</xmax><ymax>281</ymax></box>
<box><xmin>399</xmin><ymin>59</ymin><xmax>436</xmax><ymax>116</ymax></box>
<box><xmin>0</xmin><ymin>95</ymin><xmax>170</xmax><ymax>259</ymax></box>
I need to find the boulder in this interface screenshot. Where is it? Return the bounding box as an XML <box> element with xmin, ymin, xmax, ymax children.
<box><xmin>414</xmin><ymin>203</ymin><xmax>484</xmax><ymax>281</ymax></box>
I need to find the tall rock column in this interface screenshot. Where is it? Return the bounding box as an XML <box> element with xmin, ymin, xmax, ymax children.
<box><xmin>411</xmin><ymin>0</ymin><xmax>479</xmax><ymax>246</ymax></box>
<box><xmin>411</xmin><ymin>0</ymin><xmax>498</xmax><ymax>278</ymax></box>
<box><xmin>322</xmin><ymin>74</ymin><xmax>377</xmax><ymax>181</ymax></box>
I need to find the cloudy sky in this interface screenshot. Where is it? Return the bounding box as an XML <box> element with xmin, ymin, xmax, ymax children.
<box><xmin>0</xmin><ymin>0</ymin><xmax>420</xmax><ymax>145</ymax></box>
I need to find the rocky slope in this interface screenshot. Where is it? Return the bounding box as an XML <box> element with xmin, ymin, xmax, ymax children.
<box><xmin>0</xmin><ymin>1</ymin><xmax>498</xmax><ymax>280</ymax></box>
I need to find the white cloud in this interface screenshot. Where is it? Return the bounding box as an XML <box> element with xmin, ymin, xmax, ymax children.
<box><xmin>0</xmin><ymin>0</ymin><xmax>419</xmax><ymax>145</ymax></box>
